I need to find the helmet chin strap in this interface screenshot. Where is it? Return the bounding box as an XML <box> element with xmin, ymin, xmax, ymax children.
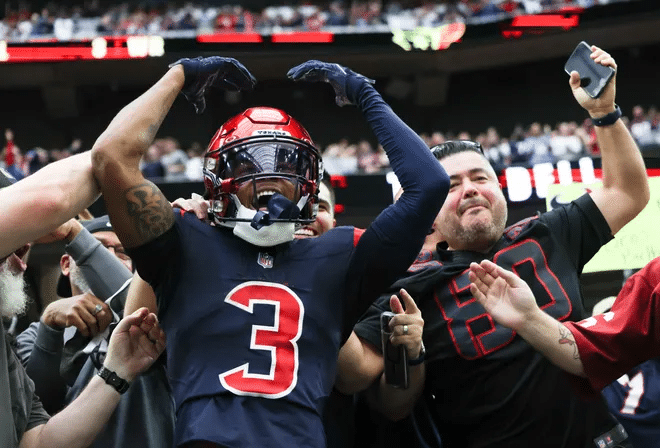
<box><xmin>223</xmin><ymin>193</ymin><xmax>310</xmax><ymax>247</ymax></box>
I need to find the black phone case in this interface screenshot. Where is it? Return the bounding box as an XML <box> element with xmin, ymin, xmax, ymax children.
<box><xmin>381</xmin><ymin>311</ymin><xmax>409</xmax><ymax>389</ymax></box>
<box><xmin>564</xmin><ymin>41</ymin><xmax>615</xmax><ymax>98</ymax></box>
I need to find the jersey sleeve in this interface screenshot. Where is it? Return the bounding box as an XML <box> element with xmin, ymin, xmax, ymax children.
<box><xmin>540</xmin><ymin>194</ymin><xmax>613</xmax><ymax>272</ymax></box>
<box><xmin>564</xmin><ymin>257</ymin><xmax>660</xmax><ymax>391</ymax></box>
<box><xmin>341</xmin><ymin>82</ymin><xmax>449</xmax><ymax>335</ymax></box>
<box><xmin>16</xmin><ymin>323</ymin><xmax>68</xmax><ymax>415</ymax></box>
<box><xmin>125</xmin><ymin>210</ymin><xmax>182</xmax><ymax>314</ymax></box>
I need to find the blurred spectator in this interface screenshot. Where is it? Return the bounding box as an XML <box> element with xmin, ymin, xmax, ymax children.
<box><xmin>516</xmin><ymin>122</ymin><xmax>551</xmax><ymax>166</ymax></box>
<box><xmin>549</xmin><ymin>121</ymin><xmax>584</xmax><ymax>162</ymax></box>
<box><xmin>185</xmin><ymin>142</ymin><xmax>204</xmax><ymax>181</ymax></box>
<box><xmin>159</xmin><ymin>137</ymin><xmax>188</xmax><ymax>181</ymax></box>
<box><xmin>2</xmin><ymin>129</ymin><xmax>26</xmax><ymax>180</ymax></box>
<box><xmin>140</xmin><ymin>143</ymin><xmax>165</xmax><ymax>180</ymax></box>
<box><xmin>322</xmin><ymin>138</ymin><xmax>358</xmax><ymax>175</ymax></box>
<box><xmin>24</xmin><ymin>148</ymin><xmax>51</xmax><ymax>174</ymax></box>
<box><xmin>629</xmin><ymin>105</ymin><xmax>656</xmax><ymax>151</ymax></box>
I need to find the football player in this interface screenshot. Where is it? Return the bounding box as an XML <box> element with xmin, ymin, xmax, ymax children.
<box><xmin>92</xmin><ymin>56</ymin><xmax>449</xmax><ymax>448</ymax></box>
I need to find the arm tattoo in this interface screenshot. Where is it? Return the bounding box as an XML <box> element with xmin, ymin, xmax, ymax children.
<box><xmin>557</xmin><ymin>323</ymin><xmax>580</xmax><ymax>360</ymax></box>
<box><xmin>125</xmin><ymin>182</ymin><xmax>174</xmax><ymax>242</ymax></box>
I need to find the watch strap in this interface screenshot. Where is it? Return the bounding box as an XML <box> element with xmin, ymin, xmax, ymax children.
<box><xmin>98</xmin><ymin>366</ymin><xmax>130</xmax><ymax>394</ymax></box>
<box><xmin>591</xmin><ymin>104</ymin><xmax>622</xmax><ymax>127</ymax></box>
<box><xmin>407</xmin><ymin>343</ymin><xmax>426</xmax><ymax>366</ymax></box>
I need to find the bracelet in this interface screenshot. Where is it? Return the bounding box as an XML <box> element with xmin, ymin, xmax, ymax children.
<box><xmin>407</xmin><ymin>343</ymin><xmax>426</xmax><ymax>366</ymax></box>
<box><xmin>98</xmin><ymin>366</ymin><xmax>130</xmax><ymax>394</ymax></box>
<box><xmin>591</xmin><ymin>105</ymin><xmax>622</xmax><ymax>127</ymax></box>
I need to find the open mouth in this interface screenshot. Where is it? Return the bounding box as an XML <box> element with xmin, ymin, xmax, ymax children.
<box><xmin>294</xmin><ymin>227</ymin><xmax>317</xmax><ymax>238</ymax></box>
<box><xmin>256</xmin><ymin>190</ymin><xmax>278</xmax><ymax>210</ymax></box>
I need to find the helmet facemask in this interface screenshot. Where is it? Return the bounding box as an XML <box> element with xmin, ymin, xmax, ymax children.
<box><xmin>203</xmin><ymin>112</ymin><xmax>322</xmax><ymax>247</ymax></box>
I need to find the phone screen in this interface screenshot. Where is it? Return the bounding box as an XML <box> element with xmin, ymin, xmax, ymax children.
<box><xmin>564</xmin><ymin>41</ymin><xmax>615</xmax><ymax>98</ymax></box>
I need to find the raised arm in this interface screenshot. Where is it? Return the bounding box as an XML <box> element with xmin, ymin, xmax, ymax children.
<box><xmin>91</xmin><ymin>57</ymin><xmax>255</xmax><ymax>249</ymax></box>
<box><xmin>468</xmin><ymin>260</ymin><xmax>585</xmax><ymax>376</ymax></box>
<box><xmin>0</xmin><ymin>152</ymin><xmax>99</xmax><ymax>258</ymax></box>
<box><xmin>288</xmin><ymin>61</ymin><xmax>450</xmax><ymax>326</ymax></box>
<box><xmin>570</xmin><ymin>46</ymin><xmax>649</xmax><ymax>235</ymax></box>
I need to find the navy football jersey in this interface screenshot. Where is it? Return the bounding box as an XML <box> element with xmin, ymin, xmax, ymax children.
<box><xmin>602</xmin><ymin>359</ymin><xmax>660</xmax><ymax>448</ymax></box>
<box><xmin>129</xmin><ymin>211</ymin><xmax>409</xmax><ymax>447</ymax></box>
<box><xmin>355</xmin><ymin>194</ymin><xmax>623</xmax><ymax>448</ymax></box>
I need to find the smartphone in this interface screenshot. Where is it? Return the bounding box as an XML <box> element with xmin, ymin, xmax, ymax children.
<box><xmin>381</xmin><ymin>311</ymin><xmax>409</xmax><ymax>389</ymax></box>
<box><xmin>564</xmin><ymin>41</ymin><xmax>615</xmax><ymax>98</ymax></box>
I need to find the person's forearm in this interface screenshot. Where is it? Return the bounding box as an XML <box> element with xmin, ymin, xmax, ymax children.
<box><xmin>0</xmin><ymin>152</ymin><xmax>99</xmax><ymax>258</ymax></box>
<box><xmin>67</xmin><ymin>227</ymin><xmax>133</xmax><ymax>303</ymax></box>
<box><xmin>92</xmin><ymin>66</ymin><xmax>184</xmax><ymax>175</ymax></box>
<box><xmin>517</xmin><ymin>309</ymin><xmax>585</xmax><ymax>376</ymax></box>
<box><xmin>25</xmin><ymin>376</ymin><xmax>121</xmax><ymax>448</ymax></box>
<box><xmin>372</xmin><ymin>363</ymin><xmax>425</xmax><ymax>421</ymax></box>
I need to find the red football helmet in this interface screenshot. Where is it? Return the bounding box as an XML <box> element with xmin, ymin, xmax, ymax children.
<box><xmin>203</xmin><ymin>107</ymin><xmax>322</xmax><ymax>224</ymax></box>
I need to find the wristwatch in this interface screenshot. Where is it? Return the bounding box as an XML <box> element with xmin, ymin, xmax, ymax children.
<box><xmin>98</xmin><ymin>366</ymin><xmax>130</xmax><ymax>394</ymax></box>
<box><xmin>408</xmin><ymin>342</ymin><xmax>426</xmax><ymax>366</ymax></box>
<box><xmin>591</xmin><ymin>104</ymin><xmax>622</xmax><ymax>127</ymax></box>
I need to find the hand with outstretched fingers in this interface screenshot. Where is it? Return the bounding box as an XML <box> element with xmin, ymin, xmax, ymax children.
<box><xmin>287</xmin><ymin>60</ymin><xmax>374</xmax><ymax>107</ymax></box>
<box><xmin>102</xmin><ymin>307</ymin><xmax>166</xmax><ymax>382</ymax></box>
<box><xmin>387</xmin><ymin>289</ymin><xmax>424</xmax><ymax>359</ymax></box>
<box><xmin>468</xmin><ymin>259</ymin><xmax>541</xmax><ymax>332</ymax></box>
<box><xmin>170</xmin><ymin>56</ymin><xmax>257</xmax><ymax>114</ymax></box>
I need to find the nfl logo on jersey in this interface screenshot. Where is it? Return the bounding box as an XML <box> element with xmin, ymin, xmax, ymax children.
<box><xmin>257</xmin><ymin>252</ymin><xmax>274</xmax><ymax>269</ymax></box>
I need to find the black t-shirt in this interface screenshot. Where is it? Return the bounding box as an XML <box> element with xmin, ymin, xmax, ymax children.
<box><xmin>354</xmin><ymin>194</ymin><xmax>622</xmax><ymax>448</ymax></box>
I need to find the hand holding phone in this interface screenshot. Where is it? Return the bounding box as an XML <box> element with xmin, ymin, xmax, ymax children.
<box><xmin>381</xmin><ymin>311</ymin><xmax>409</xmax><ymax>389</ymax></box>
<box><xmin>564</xmin><ymin>41</ymin><xmax>615</xmax><ymax>99</ymax></box>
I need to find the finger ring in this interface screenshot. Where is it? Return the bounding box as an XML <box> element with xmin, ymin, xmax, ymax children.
<box><xmin>403</xmin><ymin>325</ymin><xmax>409</xmax><ymax>335</ymax></box>
<box><xmin>92</xmin><ymin>304</ymin><xmax>103</xmax><ymax>316</ymax></box>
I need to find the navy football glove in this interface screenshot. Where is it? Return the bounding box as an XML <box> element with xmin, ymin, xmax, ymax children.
<box><xmin>169</xmin><ymin>56</ymin><xmax>257</xmax><ymax>114</ymax></box>
<box><xmin>287</xmin><ymin>60</ymin><xmax>375</xmax><ymax>107</ymax></box>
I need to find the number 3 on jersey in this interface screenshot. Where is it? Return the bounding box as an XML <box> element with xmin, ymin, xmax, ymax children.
<box><xmin>219</xmin><ymin>281</ymin><xmax>304</xmax><ymax>399</ymax></box>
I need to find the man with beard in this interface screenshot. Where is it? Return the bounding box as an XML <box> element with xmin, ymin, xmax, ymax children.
<box><xmin>13</xmin><ymin>214</ymin><xmax>175</xmax><ymax>448</ymax></box>
<box><xmin>0</xmin><ymin>167</ymin><xmax>167</xmax><ymax>447</ymax></box>
<box><xmin>350</xmin><ymin>46</ymin><xmax>648</xmax><ymax>447</ymax></box>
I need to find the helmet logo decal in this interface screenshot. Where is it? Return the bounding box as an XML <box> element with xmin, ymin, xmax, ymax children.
<box><xmin>253</xmin><ymin>130</ymin><xmax>291</xmax><ymax>137</ymax></box>
<box><xmin>257</xmin><ymin>252</ymin><xmax>275</xmax><ymax>269</ymax></box>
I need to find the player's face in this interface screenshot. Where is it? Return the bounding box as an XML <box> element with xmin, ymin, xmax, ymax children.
<box><xmin>437</xmin><ymin>151</ymin><xmax>507</xmax><ymax>252</ymax></box>
<box><xmin>295</xmin><ymin>183</ymin><xmax>336</xmax><ymax>239</ymax></box>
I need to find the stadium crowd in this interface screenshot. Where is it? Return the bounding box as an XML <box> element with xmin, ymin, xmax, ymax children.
<box><xmin>4</xmin><ymin>43</ymin><xmax>660</xmax><ymax>448</ymax></box>
<box><xmin>0</xmin><ymin>0</ymin><xmax>638</xmax><ymax>42</ymax></box>
<box><xmin>3</xmin><ymin>103</ymin><xmax>659</xmax><ymax>181</ymax></box>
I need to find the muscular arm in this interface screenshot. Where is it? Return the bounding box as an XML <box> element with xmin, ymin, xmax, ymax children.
<box><xmin>91</xmin><ymin>66</ymin><xmax>184</xmax><ymax>249</ymax></box>
<box><xmin>124</xmin><ymin>271</ymin><xmax>158</xmax><ymax>315</ymax></box>
<box><xmin>0</xmin><ymin>152</ymin><xmax>99</xmax><ymax>258</ymax></box>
